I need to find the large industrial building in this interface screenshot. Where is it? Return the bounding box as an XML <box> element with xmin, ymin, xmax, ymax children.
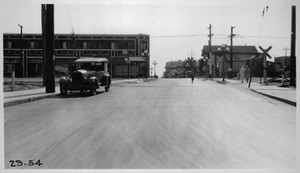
<box><xmin>3</xmin><ymin>33</ymin><xmax>150</xmax><ymax>78</ymax></box>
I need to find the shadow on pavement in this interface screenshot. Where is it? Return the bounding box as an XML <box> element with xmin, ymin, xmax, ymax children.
<box><xmin>57</xmin><ymin>91</ymin><xmax>106</xmax><ymax>98</ymax></box>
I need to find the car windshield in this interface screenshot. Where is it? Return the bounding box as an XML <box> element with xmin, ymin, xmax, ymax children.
<box><xmin>77</xmin><ymin>62</ymin><xmax>104</xmax><ymax>71</ymax></box>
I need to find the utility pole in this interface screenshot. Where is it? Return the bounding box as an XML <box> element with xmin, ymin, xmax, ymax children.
<box><xmin>18</xmin><ymin>24</ymin><xmax>24</xmax><ymax>77</ymax></box>
<box><xmin>42</xmin><ymin>6</ymin><xmax>46</xmax><ymax>86</ymax></box>
<box><xmin>282</xmin><ymin>47</ymin><xmax>290</xmax><ymax>67</ymax></box>
<box><xmin>229</xmin><ymin>26</ymin><xmax>235</xmax><ymax>72</ymax></box>
<box><xmin>42</xmin><ymin>4</ymin><xmax>55</xmax><ymax>93</ymax></box>
<box><xmin>208</xmin><ymin>24</ymin><xmax>214</xmax><ymax>78</ymax></box>
<box><xmin>290</xmin><ymin>6</ymin><xmax>296</xmax><ymax>87</ymax></box>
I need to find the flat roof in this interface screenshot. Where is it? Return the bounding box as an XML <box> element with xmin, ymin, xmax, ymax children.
<box><xmin>75</xmin><ymin>58</ymin><xmax>108</xmax><ymax>63</ymax></box>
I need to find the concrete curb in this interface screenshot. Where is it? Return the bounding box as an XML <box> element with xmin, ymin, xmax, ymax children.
<box><xmin>4</xmin><ymin>94</ymin><xmax>59</xmax><ymax>108</ymax></box>
<box><xmin>251</xmin><ymin>89</ymin><xmax>296</xmax><ymax>107</ymax></box>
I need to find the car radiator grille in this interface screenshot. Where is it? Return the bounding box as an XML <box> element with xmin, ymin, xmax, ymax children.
<box><xmin>72</xmin><ymin>71</ymin><xmax>83</xmax><ymax>85</ymax></box>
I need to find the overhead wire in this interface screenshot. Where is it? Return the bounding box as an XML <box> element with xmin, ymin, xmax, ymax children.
<box><xmin>150</xmin><ymin>34</ymin><xmax>288</xmax><ymax>39</ymax></box>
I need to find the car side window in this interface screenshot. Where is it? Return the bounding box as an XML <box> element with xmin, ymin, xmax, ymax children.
<box><xmin>81</xmin><ymin>63</ymin><xmax>92</xmax><ymax>69</ymax></box>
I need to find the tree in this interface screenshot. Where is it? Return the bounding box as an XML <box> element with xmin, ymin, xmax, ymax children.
<box><xmin>183</xmin><ymin>57</ymin><xmax>197</xmax><ymax>72</ymax></box>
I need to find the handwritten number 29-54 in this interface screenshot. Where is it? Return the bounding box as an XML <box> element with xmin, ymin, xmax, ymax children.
<box><xmin>9</xmin><ymin>160</ymin><xmax>43</xmax><ymax>167</ymax></box>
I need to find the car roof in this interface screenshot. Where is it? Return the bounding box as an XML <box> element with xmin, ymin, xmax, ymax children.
<box><xmin>75</xmin><ymin>58</ymin><xmax>108</xmax><ymax>63</ymax></box>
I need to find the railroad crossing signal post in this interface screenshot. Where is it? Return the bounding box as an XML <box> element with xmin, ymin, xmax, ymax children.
<box><xmin>259</xmin><ymin>46</ymin><xmax>272</xmax><ymax>84</ymax></box>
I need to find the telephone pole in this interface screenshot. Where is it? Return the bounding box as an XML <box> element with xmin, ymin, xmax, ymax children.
<box><xmin>290</xmin><ymin>6</ymin><xmax>296</xmax><ymax>87</ymax></box>
<box><xmin>42</xmin><ymin>4</ymin><xmax>55</xmax><ymax>93</ymax></box>
<box><xmin>42</xmin><ymin>6</ymin><xmax>46</xmax><ymax>86</ymax></box>
<box><xmin>229</xmin><ymin>26</ymin><xmax>235</xmax><ymax>70</ymax></box>
<box><xmin>208</xmin><ymin>24</ymin><xmax>214</xmax><ymax>78</ymax></box>
<box><xmin>18</xmin><ymin>24</ymin><xmax>24</xmax><ymax>77</ymax></box>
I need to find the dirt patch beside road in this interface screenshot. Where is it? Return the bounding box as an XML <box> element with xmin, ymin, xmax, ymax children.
<box><xmin>3</xmin><ymin>82</ymin><xmax>44</xmax><ymax>92</ymax></box>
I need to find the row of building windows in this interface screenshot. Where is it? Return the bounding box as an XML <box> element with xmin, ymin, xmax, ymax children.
<box><xmin>3</xmin><ymin>40</ymin><xmax>137</xmax><ymax>50</ymax></box>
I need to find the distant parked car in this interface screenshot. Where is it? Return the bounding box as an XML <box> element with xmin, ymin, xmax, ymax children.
<box><xmin>59</xmin><ymin>58</ymin><xmax>111</xmax><ymax>96</ymax></box>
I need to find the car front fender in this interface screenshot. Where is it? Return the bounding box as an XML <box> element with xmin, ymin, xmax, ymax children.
<box><xmin>100</xmin><ymin>75</ymin><xmax>111</xmax><ymax>86</ymax></box>
<box><xmin>59</xmin><ymin>76</ymin><xmax>69</xmax><ymax>85</ymax></box>
<box><xmin>87</xmin><ymin>77</ymin><xmax>99</xmax><ymax>87</ymax></box>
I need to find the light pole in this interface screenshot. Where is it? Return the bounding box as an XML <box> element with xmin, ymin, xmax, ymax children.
<box><xmin>152</xmin><ymin>61</ymin><xmax>158</xmax><ymax>77</ymax></box>
<box><xmin>218</xmin><ymin>44</ymin><xmax>230</xmax><ymax>82</ymax></box>
<box><xmin>18</xmin><ymin>24</ymin><xmax>24</xmax><ymax>77</ymax></box>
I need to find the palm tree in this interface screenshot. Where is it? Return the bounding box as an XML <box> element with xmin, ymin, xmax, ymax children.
<box><xmin>183</xmin><ymin>57</ymin><xmax>197</xmax><ymax>72</ymax></box>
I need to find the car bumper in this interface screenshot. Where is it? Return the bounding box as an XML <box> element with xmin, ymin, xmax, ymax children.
<box><xmin>60</xmin><ymin>85</ymin><xmax>95</xmax><ymax>91</ymax></box>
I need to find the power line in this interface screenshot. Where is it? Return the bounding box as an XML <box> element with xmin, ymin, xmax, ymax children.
<box><xmin>150</xmin><ymin>34</ymin><xmax>289</xmax><ymax>39</ymax></box>
<box><xmin>151</xmin><ymin>34</ymin><xmax>207</xmax><ymax>38</ymax></box>
<box><xmin>243</xmin><ymin>35</ymin><xmax>289</xmax><ymax>39</ymax></box>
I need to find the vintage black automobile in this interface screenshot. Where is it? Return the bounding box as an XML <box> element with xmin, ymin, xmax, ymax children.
<box><xmin>59</xmin><ymin>58</ymin><xmax>111</xmax><ymax>96</ymax></box>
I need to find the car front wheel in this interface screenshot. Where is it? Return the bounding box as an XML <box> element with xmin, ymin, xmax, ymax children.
<box><xmin>105</xmin><ymin>83</ymin><xmax>110</xmax><ymax>92</ymax></box>
<box><xmin>90</xmin><ymin>83</ymin><xmax>97</xmax><ymax>95</ymax></box>
<box><xmin>60</xmin><ymin>87</ymin><xmax>68</xmax><ymax>96</ymax></box>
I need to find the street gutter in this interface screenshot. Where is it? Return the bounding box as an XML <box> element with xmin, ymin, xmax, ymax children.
<box><xmin>251</xmin><ymin>89</ymin><xmax>296</xmax><ymax>107</ymax></box>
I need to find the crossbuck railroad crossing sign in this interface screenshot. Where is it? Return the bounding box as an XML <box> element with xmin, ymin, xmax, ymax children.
<box><xmin>258</xmin><ymin>46</ymin><xmax>272</xmax><ymax>59</ymax></box>
<box><xmin>258</xmin><ymin>46</ymin><xmax>272</xmax><ymax>84</ymax></box>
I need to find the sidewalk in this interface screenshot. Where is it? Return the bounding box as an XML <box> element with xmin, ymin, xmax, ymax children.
<box><xmin>215</xmin><ymin>77</ymin><xmax>296</xmax><ymax>106</ymax></box>
<box><xmin>3</xmin><ymin>78</ymin><xmax>151</xmax><ymax>107</ymax></box>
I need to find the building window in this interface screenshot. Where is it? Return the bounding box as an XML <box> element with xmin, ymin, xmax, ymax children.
<box><xmin>83</xmin><ymin>42</ymin><xmax>87</xmax><ymax>49</ymax></box>
<box><xmin>115</xmin><ymin>40</ymin><xmax>134</xmax><ymax>49</ymax></box>
<box><xmin>127</xmin><ymin>41</ymin><xmax>134</xmax><ymax>49</ymax></box>
<box><xmin>30</xmin><ymin>42</ymin><xmax>35</xmax><ymax>49</ymax></box>
<box><xmin>63</xmin><ymin>42</ymin><xmax>67</xmax><ymax>49</ymax></box>
<box><xmin>111</xmin><ymin>42</ymin><xmax>117</xmax><ymax>49</ymax></box>
<box><xmin>141</xmin><ymin>41</ymin><xmax>148</xmax><ymax>52</ymax></box>
<box><xmin>98</xmin><ymin>42</ymin><xmax>102</xmax><ymax>49</ymax></box>
<box><xmin>7</xmin><ymin>42</ymin><xmax>12</xmax><ymax>49</ymax></box>
<box><xmin>98</xmin><ymin>41</ymin><xmax>109</xmax><ymax>49</ymax></box>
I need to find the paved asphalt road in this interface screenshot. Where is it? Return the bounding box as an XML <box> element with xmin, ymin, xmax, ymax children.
<box><xmin>4</xmin><ymin>78</ymin><xmax>296</xmax><ymax>169</ymax></box>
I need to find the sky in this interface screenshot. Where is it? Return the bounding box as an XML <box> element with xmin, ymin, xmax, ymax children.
<box><xmin>1</xmin><ymin>0</ymin><xmax>299</xmax><ymax>76</ymax></box>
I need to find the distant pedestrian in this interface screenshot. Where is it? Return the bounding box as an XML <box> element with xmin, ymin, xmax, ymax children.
<box><xmin>244</xmin><ymin>66</ymin><xmax>251</xmax><ymax>83</ymax></box>
<box><xmin>239</xmin><ymin>65</ymin><xmax>245</xmax><ymax>83</ymax></box>
<box><xmin>190</xmin><ymin>70</ymin><xmax>195</xmax><ymax>83</ymax></box>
